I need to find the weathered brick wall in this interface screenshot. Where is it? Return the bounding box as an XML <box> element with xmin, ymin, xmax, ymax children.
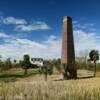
<box><xmin>61</xmin><ymin>16</ymin><xmax>75</xmax><ymax>64</ymax></box>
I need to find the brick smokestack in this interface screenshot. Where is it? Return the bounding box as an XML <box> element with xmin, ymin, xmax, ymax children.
<box><xmin>61</xmin><ymin>16</ymin><xmax>77</xmax><ymax>79</ymax></box>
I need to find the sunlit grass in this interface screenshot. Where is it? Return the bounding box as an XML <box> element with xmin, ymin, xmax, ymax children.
<box><xmin>0</xmin><ymin>71</ymin><xmax>100</xmax><ymax>100</ymax></box>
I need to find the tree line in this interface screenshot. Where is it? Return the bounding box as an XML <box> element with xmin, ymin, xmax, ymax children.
<box><xmin>0</xmin><ymin>49</ymin><xmax>99</xmax><ymax>79</ymax></box>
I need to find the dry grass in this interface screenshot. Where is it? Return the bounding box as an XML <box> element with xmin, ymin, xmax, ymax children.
<box><xmin>0</xmin><ymin>70</ymin><xmax>100</xmax><ymax>100</ymax></box>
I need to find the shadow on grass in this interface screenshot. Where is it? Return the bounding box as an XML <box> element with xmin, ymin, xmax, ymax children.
<box><xmin>54</xmin><ymin>76</ymin><xmax>94</xmax><ymax>81</ymax></box>
<box><xmin>0</xmin><ymin>74</ymin><xmax>24</xmax><ymax>78</ymax></box>
<box><xmin>0</xmin><ymin>74</ymin><xmax>24</xmax><ymax>83</ymax></box>
<box><xmin>77</xmin><ymin>76</ymin><xmax>94</xmax><ymax>79</ymax></box>
<box><xmin>0</xmin><ymin>72</ymin><xmax>38</xmax><ymax>83</ymax></box>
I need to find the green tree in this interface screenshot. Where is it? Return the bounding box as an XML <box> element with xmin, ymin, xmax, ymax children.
<box><xmin>19</xmin><ymin>60</ymin><xmax>24</xmax><ymax>66</ymax></box>
<box><xmin>42</xmin><ymin>60</ymin><xmax>53</xmax><ymax>81</ymax></box>
<box><xmin>52</xmin><ymin>59</ymin><xmax>61</xmax><ymax>73</ymax></box>
<box><xmin>5</xmin><ymin>58</ymin><xmax>12</xmax><ymax>70</ymax></box>
<box><xmin>14</xmin><ymin>59</ymin><xmax>17</xmax><ymax>64</ymax></box>
<box><xmin>0</xmin><ymin>60</ymin><xmax>4</xmax><ymax>72</ymax></box>
<box><xmin>21</xmin><ymin>54</ymin><xmax>31</xmax><ymax>75</ymax></box>
<box><xmin>89</xmin><ymin>50</ymin><xmax>99</xmax><ymax>77</ymax></box>
<box><xmin>13</xmin><ymin>59</ymin><xmax>17</xmax><ymax>68</ymax></box>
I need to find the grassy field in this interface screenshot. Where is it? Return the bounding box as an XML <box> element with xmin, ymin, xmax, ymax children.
<box><xmin>0</xmin><ymin>68</ymin><xmax>40</xmax><ymax>82</ymax></box>
<box><xmin>0</xmin><ymin>69</ymin><xmax>100</xmax><ymax>100</ymax></box>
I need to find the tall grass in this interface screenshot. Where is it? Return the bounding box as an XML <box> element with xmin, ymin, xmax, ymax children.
<box><xmin>0</xmin><ymin>76</ymin><xmax>100</xmax><ymax>100</ymax></box>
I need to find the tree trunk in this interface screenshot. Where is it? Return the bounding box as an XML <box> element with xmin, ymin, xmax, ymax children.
<box><xmin>24</xmin><ymin>68</ymin><xmax>28</xmax><ymax>76</ymax></box>
<box><xmin>94</xmin><ymin>61</ymin><xmax>96</xmax><ymax>77</ymax></box>
<box><xmin>45</xmin><ymin>67</ymin><xmax>48</xmax><ymax>81</ymax></box>
<box><xmin>45</xmin><ymin>73</ymin><xmax>47</xmax><ymax>81</ymax></box>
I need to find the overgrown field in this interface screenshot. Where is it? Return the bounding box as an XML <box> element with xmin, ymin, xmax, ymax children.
<box><xmin>0</xmin><ymin>68</ymin><xmax>40</xmax><ymax>82</ymax></box>
<box><xmin>0</xmin><ymin>71</ymin><xmax>100</xmax><ymax>100</ymax></box>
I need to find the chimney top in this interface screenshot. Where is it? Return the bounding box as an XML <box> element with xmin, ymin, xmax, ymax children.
<box><xmin>63</xmin><ymin>16</ymin><xmax>72</xmax><ymax>22</ymax></box>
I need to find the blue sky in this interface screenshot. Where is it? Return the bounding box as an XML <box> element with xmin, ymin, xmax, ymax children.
<box><xmin>0</xmin><ymin>0</ymin><xmax>100</xmax><ymax>60</ymax></box>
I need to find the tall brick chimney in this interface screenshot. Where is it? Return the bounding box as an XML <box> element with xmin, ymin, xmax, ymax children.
<box><xmin>61</xmin><ymin>16</ymin><xmax>77</xmax><ymax>79</ymax></box>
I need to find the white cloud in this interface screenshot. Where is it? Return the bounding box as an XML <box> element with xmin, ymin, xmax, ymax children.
<box><xmin>73</xmin><ymin>20</ymin><xmax>95</xmax><ymax>31</ymax></box>
<box><xmin>15</xmin><ymin>22</ymin><xmax>50</xmax><ymax>32</ymax></box>
<box><xmin>0</xmin><ymin>16</ymin><xmax>27</xmax><ymax>25</ymax></box>
<box><xmin>0</xmin><ymin>16</ymin><xmax>50</xmax><ymax>31</ymax></box>
<box><xmin>0</xmin><ymin>32</ymin><xmax>9</xmax><ymax>38</ymax></box>
<box><xmin>16</xmin><ymin>38</ymin><xmax>46</xmax><ymax>48</ymax></box>
<box><xmin>0</xmin><ymin>34</ymin><xmax>60</xmax><ymax>60</ymax></box>
<box><xmin>0</xmin><ymin>29</ymin><xmax>100</xmax><ymax>61</ymax></box>
<box><xmin>74</xmin><ymin>30</ymin><xmax>100</xmax><ymax>56</ymax></box>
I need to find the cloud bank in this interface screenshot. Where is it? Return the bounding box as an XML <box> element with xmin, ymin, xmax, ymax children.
<box><xmin>0</xmin><ymin>16</ymin><xmax>27</xmax><ymax>25</ymax></box>
<box><xmin>0</xmin><ymin>29</ymin><xmax>100</xmax><ymax>61</ymax></box>
<box><xmin>0</xmin><ymin>16</ymin><xmax>50</xmax><ymax>32</ymax></box>
<box><xmin>0</xmin><ymin>32</ymin><xmax>61</xmax><ymax>60</ymax></box>
<box><xmin>15</xmin><ymin>22</ymin><xmax>50</xmax><ymax>32</ymax></box>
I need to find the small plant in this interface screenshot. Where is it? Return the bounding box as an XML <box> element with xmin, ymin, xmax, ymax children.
<box><xmin>41</xmin><ymin>60</ymin><xmax>53</xmax><ymax>81</ymax></box>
